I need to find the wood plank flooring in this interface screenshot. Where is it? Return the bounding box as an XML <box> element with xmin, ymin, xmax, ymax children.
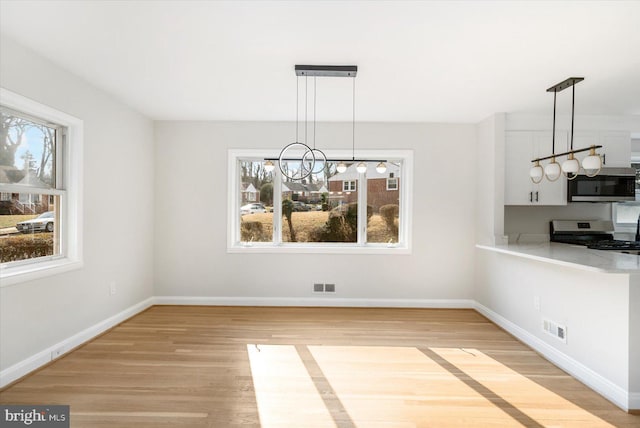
<box><xmin>1</xmin><ymin>306</ymin><xmax>638</xmax><ymax>427</ymax></box>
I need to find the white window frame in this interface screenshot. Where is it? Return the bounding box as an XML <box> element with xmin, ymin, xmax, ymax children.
<box><xmin>343</xmin><ymin>180</ymin><xmax>356</xmax><ymax>192</ymax></box>
<box><xmin>227</xmin><ymin>149</ymin><xmax>413</xmax><ymax>254</ymax></box>
<box><xmin>0</xmin><ymin>88</ymin><xmax>83</xmax><ymax>286</ymax></box>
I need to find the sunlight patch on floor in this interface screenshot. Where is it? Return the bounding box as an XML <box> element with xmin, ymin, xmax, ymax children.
<box><xmin>247</xmin><ymin>344</ymin><xmax>615</xmax><ymax>427</ymax></box>
<box><xmin>247</xmin><ymin>344</ymin><xmax>336</xmax><ymax>428</ymax></box>
<box><xmin>430</xmin><ymin>347</ymin><xmax>616</xmax><ymax>428</ymax></box>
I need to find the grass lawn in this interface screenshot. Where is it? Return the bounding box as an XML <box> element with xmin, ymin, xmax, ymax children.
<box><xmin>0</xmin><ymin>214</ymin><xmax>38</xmax><ymax>229</ymax></box>
<box><xmin>241</xmin><ymin>211</ymin><xmax>398</xmax><ymax>243</ymax></box>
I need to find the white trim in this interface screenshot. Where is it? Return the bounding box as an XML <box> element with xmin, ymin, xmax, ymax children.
<box><xmin>474</xmin><ymin>301</ymin><xmax>631</xmax><ymax>411</ymax></box>
<box><xmin>0</xmin><ymin>297</ymin><xmax>154</xmax><ymax>388</ymax></box>
<box><xmin>154</xmin><ymin>296</ymin><xmax>474</xmax><ymax>309</ymax></box>
<box><xmin>0</xmin><ymin>88</ymin><xmax>84</xmax><ymax>286</ymax></box>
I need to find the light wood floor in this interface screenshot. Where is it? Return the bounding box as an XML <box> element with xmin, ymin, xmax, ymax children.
<box><xmin>1</xmin><ymin>306</ymin><xmax>638</xmax><ymax>427</ymax></box>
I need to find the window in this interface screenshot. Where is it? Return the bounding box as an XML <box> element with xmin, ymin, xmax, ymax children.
<box><xmin>612</xmin><ymin>162</ymin><xmax>640</xmax><ymax>230</ymax></box>
<box><xmin>387</xmin><ymin>176</ymin><xmax>398</xmax><ymax>191</ymax></box>
<box><xmin>228</xmin><ymin>149</ymin><xmax>412</xmax><ymax>253</ymax></box>
<box><xmin>343</xmin><ymin>180</ymin><xmax>356</xmax><ymax>192</ymax></box>
<box><xmin>0</xmin><ymin>88</ymin><xmax>83</xmax><ymax>286</ymax></box>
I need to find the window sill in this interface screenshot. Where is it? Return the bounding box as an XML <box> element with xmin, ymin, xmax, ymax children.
<box><xmin>227</xmin><ymin>243</ymin><xmax>411</xmax><ymax>255</ymax></box>
<box><xmin>0</xmin><ymin>258</ymin><xmax>83</xmax><ymax>287</ymax></box>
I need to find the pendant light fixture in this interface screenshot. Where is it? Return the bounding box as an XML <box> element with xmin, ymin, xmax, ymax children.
<box><xmin>530</xmin><ymin>77</ymin><xmax>603</xmax><ymax>183</ymax></box>
<box><xmin>265</xmin><ymin>65</ymin><xmax>386</xmax><ymax>179</ymax></box>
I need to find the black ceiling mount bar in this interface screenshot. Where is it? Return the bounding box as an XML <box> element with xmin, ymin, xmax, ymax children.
<box><xmin>295</xmin><ymin>65</ymin><xmax>358</xmax><ymax>77</ymax></box>
<box><xmin>531</xmin><ymin>145</ymin><xmax>602</xmax><ymax>163</ymax></box>
<box><xmin>546</xmin><ymin>77</ymin><xmax>584</xmax><ymax>93</ymax></box>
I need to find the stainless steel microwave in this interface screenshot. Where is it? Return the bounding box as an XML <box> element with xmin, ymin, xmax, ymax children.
<box><xmin>567</xmin><ymin>167</ymin><xmax>636</xmax><ymax>202</ymax></box>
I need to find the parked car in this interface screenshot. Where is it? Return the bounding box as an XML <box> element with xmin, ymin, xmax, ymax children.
<box><xmin>291</xmin><ymin>201</ymin><xmax>311</xmax><ymax>212</ymax></box>
<box><xmin>16</xmin><ymin>211</ymin><xmax>55</xmax><ymax>233</ymax></box>
<box><xmin>241</xmin><ymin>203</ymin><xmax>267</xmax><ymax>215</ymax></box>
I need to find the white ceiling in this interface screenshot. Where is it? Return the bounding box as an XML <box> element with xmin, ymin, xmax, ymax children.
<box><xmin>1</xmin><ymin>1</ymin><xmax>639</xmax><ymax>123</ymax></box>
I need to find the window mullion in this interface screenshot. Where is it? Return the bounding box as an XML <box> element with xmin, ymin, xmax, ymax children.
<box><xmin>357</xmin><ymin>170</ymin><xmax>367</xmax><ymax>246</ymax></box>
<box><xmin>273</xmin><ymin>167</ymin><xmax>282</xmax><ymax>244</ymax></box>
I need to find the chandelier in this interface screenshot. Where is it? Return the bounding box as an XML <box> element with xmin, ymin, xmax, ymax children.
<box><xmin>530</xmin><ymin>77</ymin><xmax>602</xmax><ymax>183</ymax></box>
<box><xmin>264</xmin><ymin>65</ymin><xmax>387</xmax><ymax>180</ymax></box>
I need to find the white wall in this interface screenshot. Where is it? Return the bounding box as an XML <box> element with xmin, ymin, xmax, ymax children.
<box><xmin>475</xmin><ymin>114</ymin><xmax>505</xmax><ymax>245</ymax></box>
<box><xmin>0</xmin><ymin>37</ymin><xmax>155</xmax><ymax>370</ymax></box>
<box><xmin>475</xmin><ymin>248</ymin><xmax>633</xmax><ymax>408</ymax></box>
<box><xmin>154</xmin><ymin>121</ymin><xmax>476</xmax><ymax>302</ymax></box>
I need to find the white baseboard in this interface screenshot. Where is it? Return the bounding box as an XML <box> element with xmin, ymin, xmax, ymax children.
<box><xmin>474</xmin><ymin>301</ymin><xmax>630</xmax><ymax>412</ymax></box>
<box><xmin>0</xmin><ymin>297</ymin><xmax>154</xmax><ymax>388</ymax></box>
<box><xmin>153</xmin><ymin>296</ymin><xmax>475</xmax><ymax>308</ymax></box>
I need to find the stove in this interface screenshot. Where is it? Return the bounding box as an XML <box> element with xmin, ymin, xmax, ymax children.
<box><xmin>550</xmin><ymin>220</ymin><xmax>640</xmax><ymax>253</ymax></box>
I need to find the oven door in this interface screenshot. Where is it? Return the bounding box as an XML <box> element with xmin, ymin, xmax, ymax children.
<box><xmin>568</xmin><ymin>169</ymin><xmax>636</xmax><ymax>202</ymax></box>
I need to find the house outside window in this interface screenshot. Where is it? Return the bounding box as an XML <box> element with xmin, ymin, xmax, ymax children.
<box><xmin>0</xmin><ymin>89</ymin><xmax>83</xmax><ymax>286</ymax></box>
<box><xmin>228</xmin><ymin>149</ymin><xmax>412</xmax><ymax>253</ymax></box>
<box><xmin>387</xmin><ymin>176</ymin><xmax>398</xmax><ymax>191</ymax></box>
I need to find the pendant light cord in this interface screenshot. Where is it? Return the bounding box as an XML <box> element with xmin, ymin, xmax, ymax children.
<box><xmin>570</xmin><ymin>85</ymin><xmax>575</xmax><ymax>150</ymax></box>
<box><xmin>295</xmin><ymin>76</ymin><xmax>299</xmax><ymax>142</ymax></box>
<box><xmin>352</xmin><ymin>76</ymin><xmax>356</xmax><ymax>161</ymax></box>
<box><xmin>313</xmin><ymin>76</ymin><xmax>317</xmax><ymax>149</ymax></box>
<box><xmin>552</xmin><ymin>89</ymin><xmax>557</xmax><ymax>154</ymax></box>
<box><xmin>305</xmin><ymin>75</ymin><xmax>308</xmax><ymax>145</ymax></box>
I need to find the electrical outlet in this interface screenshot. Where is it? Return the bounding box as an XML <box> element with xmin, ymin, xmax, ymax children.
<box><xmin>534</xmin><ymin>296</ymin><xmax>540</xmax><ymax>311</ymax></box>
<box><xmin>109</xmin><ymin>281</ymin><xmax>117</xmax><ymax>295</ymax></box>
<box><xmin>51</xmin><ymin>346</ymin><xmax>65</xmax><ymax>360</ymax></box>
<box><xmin>313</xmin><ymin>283</ymin><xmax>324</xmax><ymax>293</ymax></box>
<box><xmin>324</xmin><ymin>283</ymin><xmax>336</xmax><ymax>292</ymax></box>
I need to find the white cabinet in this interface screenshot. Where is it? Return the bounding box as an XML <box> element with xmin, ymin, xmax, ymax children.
<box><xmin>572</xmin><ymin>131</ymin><xmax>630</xmax><ymax>167</ymax></box>
<box><xmin>505</xmin><ymin>131</ymin><xmax>567</xmax><ymax>206</ymax></box>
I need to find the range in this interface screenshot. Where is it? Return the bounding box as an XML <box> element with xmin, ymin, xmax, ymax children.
<box><xmin>550</xmin><ymin>220</ymin><xmax>640</xmax><ymax>253</ymax></box>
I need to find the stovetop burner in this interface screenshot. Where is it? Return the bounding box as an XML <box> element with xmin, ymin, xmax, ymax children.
<box><xmin>550</xmin><ymin>220</ymin><xmax>640</xmax><ymax>253</ymax></box>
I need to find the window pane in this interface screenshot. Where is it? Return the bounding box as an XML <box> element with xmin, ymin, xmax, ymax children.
<box><xmin>281</xmin><ymin>160</ymin><xmax>358</xmax><ymax>243</ymax></box>
<box><xmin>367</xmin><ymin>162</ymin><xmax>401</xmax><ymax>243</ymax></box>
<box><xmin>1</xmin><ymin>109</ymin><xmax>56</xmax><ymax>188</ymax></box>
<box><xmin>239</xmin><ymin>161</ymin><xmax>273</xmax><ymax>242</ymax></box>
<box><xmin>0</xmin><ymin>193</ymin><xmax>60</xmax><ymax>263</ymax></box>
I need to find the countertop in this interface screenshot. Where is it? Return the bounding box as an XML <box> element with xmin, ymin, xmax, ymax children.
<box><xmin>477</xmin><ymin>242</ymin><xmax>640</xmax><ymax>273</ymax></box>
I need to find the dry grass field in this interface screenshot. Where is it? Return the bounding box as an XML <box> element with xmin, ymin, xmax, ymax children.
<box><xmin>0</xmin><ymin>214</ymin><xmax>38</xmax><ymax>229</ymax></box>
<box><xmin>241</xmin><ymin>211</ymin><xmax>397</xmax><ymax>243</ymax></box>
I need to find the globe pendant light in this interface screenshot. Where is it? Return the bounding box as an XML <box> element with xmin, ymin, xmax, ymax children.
<box><xmin>529</xmin><ymin>160</ymin><xmax>544</xmax><ymax>184</ymax></box>
<box><xmin>561</xmin><ymin>153</ymin><xmax>580</xmax><ymax>179</ymax></box>
<box><xmin>264</xmin><ymin>159</ymin><xmax>275</xmax><ymax>173</ymax></box>
<box><xmin>582</xmin><ymin>147</ymin><xmax>602</xmax><ymax>177</ymax></box>
<box><xmin>376</xmin><ymin>162</ymin><xmax>387</xmax><ymax>173</ymax></box>
<box><xmin>336</xmin><ymin>162</ymin><xmax>347</xmax><ymax>173</ymax></box>
<box><xmin>356</xmin><ymin>162</ymin><xmax>367</xmax><ymax>173</ymax></box>
<box><xmin>545</xmin><ymin>157</ymin><xmax>561</xmax><ymax>181</ymax></box>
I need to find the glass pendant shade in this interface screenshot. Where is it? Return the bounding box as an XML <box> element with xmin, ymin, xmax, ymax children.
<box><xmin>544</xmin><ymin>158</ymin><xmax>561</xmax><ymax>181</ymax></box>
<box><xmin>582</xmin><ymin>147</ymin><xmax>602</xmax><ymax>177</ymax></box>
<box><xmin>529</xmin><ymin>161</ymin><xmax>544</xmax><ymax>184</ymax></box>
<box><xmin>356</xmin><ymin>162</ymin><xmax>367</xmax><ymax>173</ymax></box>
<box><xmin>375</xmin><ymin>162</ymin><xmax>387</xmax><ymax>174</ymax></box>
<box><xmin>561</xmin><ymin>154</ymin><xmax>580</xmax><ymax>179</ymax></box>
<box><xmin>264</xmin><ymin>160</ymin><xmax>275</xmax><ymax>173</ymax></box>
<box><xmin>336</xmin><ymin>162</ymin><xmax>347</xmax><ymax>173</ymax></box>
